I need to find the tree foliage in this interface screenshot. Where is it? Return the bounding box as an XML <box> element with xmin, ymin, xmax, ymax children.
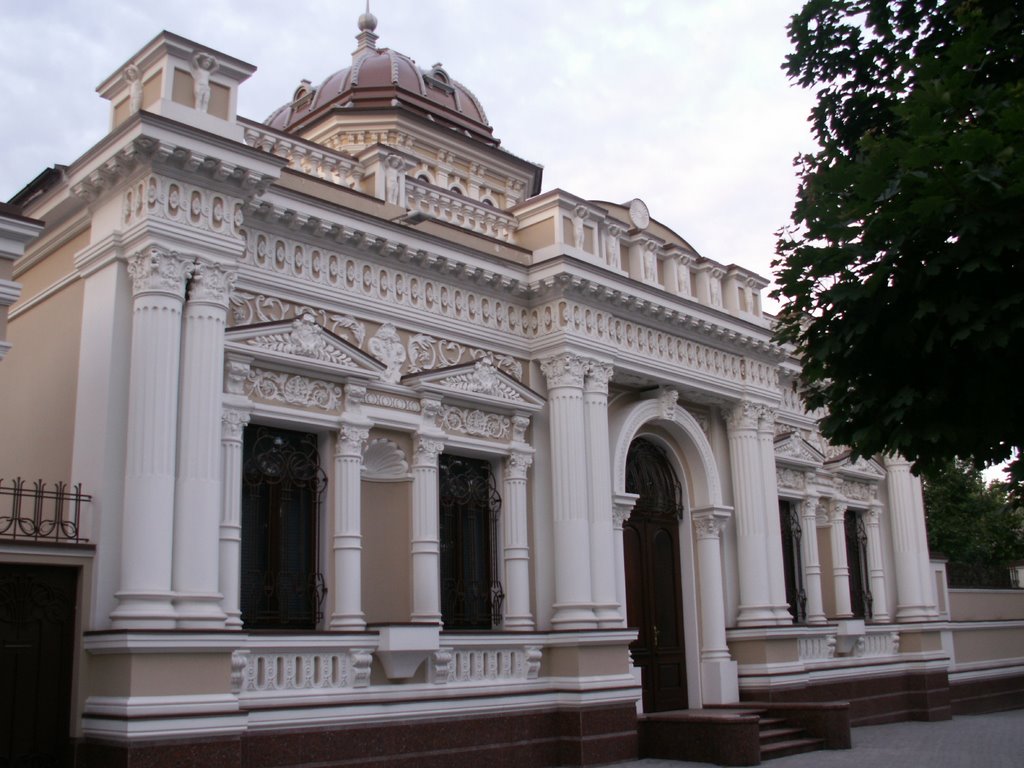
<box><xmin>923</xmin><ymin>459</ymin><xmax>1023</xmax><ymax>568</ymax></box>
<box><xmin>773</xmin><ymin>0</ymin><xmax>1024</xmax><ymax>489</ymax></box>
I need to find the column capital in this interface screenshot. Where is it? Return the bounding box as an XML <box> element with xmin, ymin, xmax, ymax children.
<box><xmin>511</xmin><ymin>414</ymin><xmax>530</xmax><ymax>443</ymax></box>
<box><xmin>724</xmin><ymin>399</ymin><xmax>760</xmax><ymax>433</ymax></box>
<box><xmin>127</xmin><ymin>247</ymin><xmax>194</xmax><ymax>298</ymax></box>
<box><xmin>221</xmin><ymin>408</ymin><xmax>250</xmax><ymax>441</ymax></box>
<box><xmin>883</xmin><ymin>453</ymin><xmax>913</xmax><ymax>471</ymax></box>
<box><xmin>692</xmin><ymin>508</ymin><xmax>731</xmax><ymax>540</ymax></box>
<box><xmin>612</xmin><ymin>492</ymin><xmax>639</xmax><ymax>527</ymax></box>
<box><xmin>337</xmin><ymin>424</ymin><xmax>370</xmax><ymax>457</ymax></box>
<box><xmin>505</xmin><ymin>452</ymin><xmax>533</xmax><ymax>480</ymax></box>
<box><xmin>584</xmin><ymin>360</ymin><xmax>614</xmax><ymax>394</ymax></box>
<box><xmin>800</xmin><ymin>492</ymin><xmax>821</xmax><ymax>519</ymax></box>
<box><xmin>657</xmin><ymin>387</ymin><xmax>679</xmax><ymax>421</ymax></box>
<box><xmin>413</xmin><ymin>435</ymin><xmax>445</xmax><ymax>467</ymax></box>
<box><xmin>540</xmin><ymin>353</ymin><xmax>587</xmax><ymax>389</ymax></box>
<box><xmin>828</xmin><ymin>500</ymin><xmax>848</xmax><ymax>523</ymax></box>
<box><xmin>188</xmin><ymin>260</ymin><xmax>237</xmax><ymax>306</ymax></box>
<box><xmin>756</xmin><ymin>404</ymin><xmax>777</xmax><ymax>432</ymax></box>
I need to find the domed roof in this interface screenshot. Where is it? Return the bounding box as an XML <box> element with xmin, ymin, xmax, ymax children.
<box><xmin>266</xmin><ymin>17</ymin><xmax>496</xmax><ymax>146</ymax></box>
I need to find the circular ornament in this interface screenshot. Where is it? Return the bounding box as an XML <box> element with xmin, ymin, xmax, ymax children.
<box><xmin>628</xmin><ymin>198</ymin><xmax>650</xmax><ymax>230</ymax></box>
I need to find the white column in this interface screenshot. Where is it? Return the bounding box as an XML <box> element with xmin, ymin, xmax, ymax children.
<box><xmin>172</xmin><ymin>262</ymin><xmax>234</xmax><ymax>628</ymax></box>
<box><xmin>503</xmin><ymin>451</ymin><xmax>534</xmax><ymax>630</ymax></box>
<box><xmin>111</xmin><ymin>248</ymin><xmax>194</xmax><ymax>629</ymax></box>
<box><xmin>885</xmin><ymin>455</ymin><xmax>937</xmax><ymax>620</ymax></box>
<box><xmin>692</xmin><ymin>507</ymin><xmax>739</xmax><ymax>704</ymax></box>
<box><xmin>864</xmin><ymin>503</ymin><xmax>891</xmax><ymax>622</ymax></box>
<box><xmin>828</xmin><ymin>501</ymin><xmax>854</xmax><ymax>618</ymax></box>
<box><xmin>331</xmin><ymin>422</ymin><xmax>369</xmax><ymax>630</ymax></box>
<box><xmin>799</xmin><ymin>491</ymin><xmax>827</xmax><ymax>625</ymax></box>
<box><xmin>757</xmin><ymin>407</ymin><xmax>792</xmax><ymax>623</ymax></box>
<box><xmin>612</xmin><ymin>494</ymin><xmax>639</xmax><ymax>630</ymax></box>
<box><xmin>541</xmin><ymin>353</ymin><xmax>597</xmax><ymax>629</ymax></box>
<box><xmin>219</xmin><ymin>404</ymin><xmax>249</xmax><ymax>629</ymax></box>
<box><xmin>411</xmin><ymin>435</ymin><xmax>444</xmax><ymax>624</ymax></box>
<box><xmin>725</xmin><ymin>401</ymin><xmax>775</xmax><ymax>626</ymax></box>
<box><xmin>584</xmin><ymin>360</ymin><xmax>620</xmax><ymax>627</ymax></box>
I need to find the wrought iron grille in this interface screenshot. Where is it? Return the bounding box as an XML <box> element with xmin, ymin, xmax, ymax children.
<box><xmin>780</xmin><ymin>500</ymin><xmax>807</xmax><ymax>623</ymax></box>
<box><xmin>845</xmin><ymin>509</ymin><xmax>873</xmax><ymax>619</ymax></box>
<box><xmin>625</xmin><ymin>438</ymin><xmax>684</xmax><ymax>520</ymax></box>
<box><xmin>439</xmin><ymin>455</ymin><xmax>504</xmax><ymax>629</ymax></box>
<box><xmin>241</xmin><ymin>427</ymin><xmax>327</xmax><ymax>630</ymax></box>
<box><xmin>0</xmin><ymin>478</ymin><xmax>90</xmax><ymax>544</ymax></box>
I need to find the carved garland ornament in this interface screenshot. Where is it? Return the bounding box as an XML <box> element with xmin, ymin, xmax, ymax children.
<box><xmin>246</xmin><ymin>369</ymin><xmax>343</xmax><ymax>411</ymax></box>
<box><xmin>437</xmin><ymin>358</ymin><xmax>522</xmax><ymax>402</ymax></box>
<box><xmin>439</xmin><ymin>406</ymin><xmax>511</xmax><ymax>440</ymax></box>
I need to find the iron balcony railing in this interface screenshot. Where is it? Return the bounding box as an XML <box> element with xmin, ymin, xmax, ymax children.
<box><xmin>0</xmin><ymin>478</ymin><xmax>90</xmax><ymax>544</ymax></box>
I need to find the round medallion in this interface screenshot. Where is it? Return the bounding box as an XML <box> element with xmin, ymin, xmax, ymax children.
<box><xmin>628</xmin><ymin>198</ymin><xmax>650</xmax><ymax>230</ymax></box>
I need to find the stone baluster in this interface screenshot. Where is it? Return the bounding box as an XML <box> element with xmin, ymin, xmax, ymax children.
<box><xmin>218</xmin><ymin>404</ymin><xmax>249</xmax><ymax>629</ymax></box>
<box><xmin>799</xmin><ymin>491</ymin><xmax>827</xmax><ymax>625</ymax></box>
<box><xmin>330</xmin><ymin>419</ymin><xmax>369</xmax><ymax>630</ymax></box>
<box><xmin>864</xmin><ymin>503</ymin><xmax>891</xmax><ymax>622</ymax></box>
<box><xmin>884</xmin><ymin>455</ymin><xmax>937</xmax><ymax>620</ymax></box>
<box><xmin>584</xmin><ymin>360</ymin><xmax>620</xmax><ymax>627</ymax></box>
<box><xmin>111</xmin><ymin>248</ymin><xmax>194</xmax><ymax>629</ymax></box>
<box><xmin>541</xmin><ymin>353</ymin><xmax>597</xmax><ymax>629</ymax></box>
<box><xmin>503</xmin><ymin>451</ymin><xmax>534</xmax><ymax>630</ymax></box>
<box><xmin>828</xmin><ymin>501</ymin><xmax>854</xmax><ymax>618</ymax></box>
<box><xmin>757</xmin><ymin>406</ymin><xmax>793</xmax><ymax>623</ymax></box>
<box><xmin>411</xmin><ymin>434</ymin><xmax>445</xmax><ymax>624</ymax></box>
<box><xmin>172</xmin><ymin>261</ymin><xmax>235</xmax><ymax>628</ymax></box>
<box><xmin>725</xmin><ymin>401</ymin><xmax>775</xmax><ymax>626</ymax></box>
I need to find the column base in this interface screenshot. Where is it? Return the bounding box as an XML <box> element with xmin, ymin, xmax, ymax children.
<box><xmin>594</xmin><ymin>603</ymin><xmax>622</xmax><ymax>628</ymax></box>
<box><xmin>175</xmin><ymin>593</ymin><xmax>228</xmax><ymax>628</ymax></box>
<box><xmin>700</xmin><ymin>659</ymin><xmax>739</xmax><ymax>705</ymax></box>
<box><xmin>111</xmin><ymin>592</ymin><xmax>177</xmax><ymax>629</ymax></box>
<box><xmin>896</xmin><ymin>604</ymin><xmax>935</xmax><ymax>622</ymax></box>
<box><xmin>329</xmin><ymin>614</ymin><xmax>367</xmax><ymax>631</ymax></box>
<box><xmin>735</xmin><ymin>604</ymin><xmax>777</xmax><ymax>627</ymax></box>
<box><xmin>551</xmin><ymin>603</ymin><xmax>599</xmax><ymax>630</ymax></box>
<box><xmin>503</xmin><ymin>615</ymin><xmax>536</xmax><ymax>631</ymax></box>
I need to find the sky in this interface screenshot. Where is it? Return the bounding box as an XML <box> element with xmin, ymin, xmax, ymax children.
<box><xmin>0</xmin><ymin>0</ymin><xmax>818</xmax><ymax>311</ymax></box>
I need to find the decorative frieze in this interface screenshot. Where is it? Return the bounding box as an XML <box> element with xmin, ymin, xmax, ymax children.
<box><xmin>234</xmin><ymin>648</ymin><xmax>373</xmax><ymax>692</ymax></box>
<box><xmin>363</xmin><ymin>390</ymin><xmax>421</xmax><ymax>412</ymax></box>
<box><xmin>439</xmin><ymin>405</ymin><xmax>511</xmax><ymax>440</ymax></box>
<box><xmin>230</xmin><ymin>291</ymin><xmax>366</xmax><ymax>346</ymax></box>
<box><xmin>123</xmin><ymin>174</ymin><xmax>245</xmax><ymax>240</ymax></box>
<box><xmin>246</xmin><ymin>368</ymin><xmax>343</xmax><ymax>411</ymax></box>
<box><xmin>853</xmin><ymin>631</ymin><xmax>900</xmax><ymax>658</ymax></box>
<box><xmin>776</xmin><ymin>467</ymin><xmax>806</xmax><ymax>490</ymax></box>
<box><xmin>407</xmin><ymin>334</ymin><xmax>523</xmax><ymax>381</ymax></box>
<box><xmin>368</xmin><ymin>323</ymin><xmax>407</xmax><ymax>384</ymax></box>
<box><xmin>798</xmin><ymin>634</ymin><xmax>837</xmax><ymax>661</ymax></box>
<box><xmin>841</xmin><ymin>479</ymin><xmax>876</xmax><ymax>502</ymax></box>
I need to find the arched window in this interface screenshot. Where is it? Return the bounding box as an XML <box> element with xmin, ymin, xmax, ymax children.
<box><xmin>626</xmin><ymin>438</ymin><xmax>684</xmax><ymax>520</ymax></box>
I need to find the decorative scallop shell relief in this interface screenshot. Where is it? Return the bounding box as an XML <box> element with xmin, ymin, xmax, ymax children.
<box><xmin>362</xmin><ymin>438</ymin><xmax>409</xmax><ymax>479</ymax></box>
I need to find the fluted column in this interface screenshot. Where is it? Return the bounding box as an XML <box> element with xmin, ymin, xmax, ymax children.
<box><xmin>864</xmin><ymin>503</ymin><xmax>891</xmax><ymax>622</ymax></box>
<box><xmin>541</xmin><ymin>353</ymin><xmax>597</xmax><ymax>629</ymax></box>
<box><xmin>172</xmin><ymin>262</ymin><xmax>235</xmax><ymax>628</ymax></box>
<box><xmin>219</xmin><ymin>405</ymin><xmax>249</xmax><ymax>628</ymax></box>
<box><xmin>411</xmin><ymin>435</ymin><xmax>444</xmax><ymax>623</ymax></box>
<box><xmin>584</xmin><ymin>360</ymin><xmax>620</xmax><ymax>627</ymax></box>
<box><xmin>757</xmin><ymin>407</ymin><xmax>792</xmax><ymax>623</ymax></box>
<box><xmin>612</xmin><ymin>494</ymin><xmax>638</xmax><ymax>630</ymax></box>
<box><xmin>112</xmin><ymin>248</ymin><xmax>194</xmax><ymax>628</ymax></box>
<box><xmin>503</xmin><ymin>451</ymin><xmax>534</xmax><ymax>630</ymax></box>
<box><xmin>692</xmin><ymin>509</ymin><xmax>732</xmax><ymax>661</ymax></box>
<box><xmin>799</xmin><ymin>491</ymin><xmax>827</xmax><ymax>624</ymax></box>
<box><xmin>725</xmin><ymin>401</ymin><xmax>775</xmax><ymax>626</ymax></box>
<box><xmin>331</xmin><ymin>422</ymin><xmax>369</xmax><ymax>630</ymax></box>
<box><xmin>828</xmin><ymin>501</ymin><xmax>854</xmax><ymax>618</ymax></box>
<box><xmin>884</xmin><ymin>455</ymin><xmax>936</xmax><ymax>620</ymax></box>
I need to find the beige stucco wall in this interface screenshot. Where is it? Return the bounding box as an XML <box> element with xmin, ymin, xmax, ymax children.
<box><xmin>0</xmin><ymin>279</ymin><xmax>83</xmax><ymax>480</ymax></box>
<box><xmin>14</xmin><ymin>229</ymin><xmax>88</xmax><ymax>302</ymax></box>
<box><xmin>544</xmin><ymin>644</ymin><xmax>631</xmax><ymax>677</ymax></box>
<box><xmin>951</xmin><ymin>625</ymin><xmax>1024</xmax><ymax>664</ymax></box>
<box><xmin>949</xmin><ymin>589</ymin><xmax>1024</xmax><ymax>621</ymax></box>
<box><xmin>728</xmin><ymin>636</ymin><xmax>799</xmax><ymax>665</ymax></box>
<box><xmin>86</xmin><ymin>652</ymin><xmax>231</xmax><ymax>697</ymax></box>
<box><xmin>514</xmin><ymin>217</ymin><xmax>555</xmax><ymax>252</ymax></box>
<box><xmin>362</xmin><ymin>475</ymin><xmax>412</xmax><ymax>623</ymax></box>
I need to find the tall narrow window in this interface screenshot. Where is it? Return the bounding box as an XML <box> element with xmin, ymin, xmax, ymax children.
<box><xmin>240</xmin><ymin>426</ymin><xmax>327</xmax><ymax>629</ymax></box>
<box><xmin>779</xmin><ymin>500</ymin><xmax>806</xmax><ymax>623</ymax></box>
<box><xmin>844</xmin><ymin>508</ymin><xmax>872</xmax><ymax>619</ymax></box>
<box><xmin>439</xmin><ymin>455</ymin><xmax>503</xmax><ymax>629</ymax></box>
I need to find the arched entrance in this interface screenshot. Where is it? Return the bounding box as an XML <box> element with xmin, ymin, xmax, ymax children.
<box><xmin>623</xmin><ymin>437</ymin><xmax>688</xmax><ymax>712</ymax></box>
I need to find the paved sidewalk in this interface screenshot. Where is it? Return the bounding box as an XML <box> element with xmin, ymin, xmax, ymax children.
<box><xmin>603</xmin><ymin>709</ymin><xmax>1024</xmax><ymax>768</ymax></box>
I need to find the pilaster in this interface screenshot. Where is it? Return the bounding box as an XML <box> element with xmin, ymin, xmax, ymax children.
<box><xmin>692</xmin><ymin>506</ymin><xmax>739</xmax><ymax>705</ymax></box>
<box><xmin>757</xmin><ymin>406</ymin><xmax>792</xmax><ymax>623</ymax></box>
<box><xmin>799</xmin><ymin>491</ymin><xmax>827</xmax><ymax>625</ymax></box>
<box><xmin>865</xmin><ymin>503</ymin><xmax>891</xmax><ymax>622</ymax></box>
<box><xmin>503</xmin><ymin>451</ymin><xmax>534</xmax><ymax>630</ymax></box>
<box><xmin>828</xmin><ymin>501</ymin><xmax>854</xmax><ymax>619</ymax></box>
<box><xmin>411</xmin><ymin>433</ymin><xmax>445</xmax><ymax>624</ymax></box>
<box><xmin>219</xmin><ymin>404</ymin><xmax>250</xmax><ymax>628</ymax></box>
<box><xmin>331</xmin><ymin>416</ymin><xmax>370</xmax><ymax>630</ymax></box>
<box><xmin>584</xmin><ymin>360</ymin><xmax>619</xmax><ymax>627</ymax></box>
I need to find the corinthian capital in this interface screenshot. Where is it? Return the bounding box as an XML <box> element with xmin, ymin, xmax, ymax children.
<box><xmin>413</xmin><ymin>435</ymin><xmax>445</xmax><ymax>467</ymax></box>
<box><xmin>337</xmin><ymin>424</ymin><xmax>370</xmax><ymax>456</ymax></box>
<box><xmin>189</xmin><ymin>261</ymin><xmax>237</xmax><ymax>306</ymax></box>
<box><xmin>540</xmin><ymin>353</ymin><xmax>587</xmax><ymax>389</ymax></box>
<box><xmin>505</xmin><ymin>452</ymin><xmax>533</xmax><ymax>479</ymax></box>
<box><xmin>127</xmin><ymin>247</ymin><xmax>194</xmax><ymax>298</ymax></box>
<box><xmin>584</xmin><ymin>361</ymin><xmax>614</xmax><ymax>394</ymax></box>
<box><xmin>757</xmin><ymin>405</ymin><xmax>777</xmax><ymax>432</ymax></box>
<box><xmin>724</xmin><ymin>400</ymin><xmax>760</xmax><ymax>433</ymax></box>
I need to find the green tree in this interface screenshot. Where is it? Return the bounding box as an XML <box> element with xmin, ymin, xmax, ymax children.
<box><xmin>773</xmin><ymin>0</ymin><xmax>1024</xmax><ymax>492</ymax></box>
<box><xmin>923</xmin><ymin>459</ymin><xmax>1024</xmax><ymax>565</ymax></box>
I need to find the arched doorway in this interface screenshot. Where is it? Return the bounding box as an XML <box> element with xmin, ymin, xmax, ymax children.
<box><xmin>623</xmin><ymin>437</ymin><xmax>688</xmax><ymax>712</ymax></box>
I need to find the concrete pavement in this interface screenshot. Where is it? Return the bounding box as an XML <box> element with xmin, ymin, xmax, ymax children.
<box><xmin>604</xmin><ymin>709</ymin><xmax>1024</xmax><ymax>768</ymax></box>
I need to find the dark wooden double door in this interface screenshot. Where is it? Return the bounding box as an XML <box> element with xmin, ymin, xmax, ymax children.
<box><xmin>623</xmin><ymin>438</ymin><xmax>688</xmax><ymax>712</ymax></box>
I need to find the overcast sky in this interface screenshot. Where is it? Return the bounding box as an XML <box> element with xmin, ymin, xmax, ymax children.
<box><xmin>0</xmin><ymin>0</ymin><xmax>817</xmax><ymax>310</ymax></box>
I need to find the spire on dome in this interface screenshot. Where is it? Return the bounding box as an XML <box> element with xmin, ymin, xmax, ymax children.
<box><xmin>353</xmin><ymin>1</ymin><xmax>379</xmax><ymax>62</ymax></box>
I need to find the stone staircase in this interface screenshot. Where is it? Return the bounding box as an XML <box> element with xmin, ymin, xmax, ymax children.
<box><xmin>756</xmin><ymin>712</ymin><xmax>825</xmax><ymax>761</ymax></box>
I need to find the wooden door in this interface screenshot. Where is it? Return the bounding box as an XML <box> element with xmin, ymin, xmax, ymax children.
<box><xmin>624</xmin><ymin>438</ymin><xmax>688</xmax><ymax>712</ymax></box>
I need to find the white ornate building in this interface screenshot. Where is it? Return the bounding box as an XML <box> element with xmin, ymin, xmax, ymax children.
<box><xmin>1</xmin><ymin>14</ymin><xmax>1020</xmax><ymax>768</ymax></box>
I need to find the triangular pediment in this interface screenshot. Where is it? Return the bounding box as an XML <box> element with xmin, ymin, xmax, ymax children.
<box><xmin>832</xmin><ymin>453</ymin><xmax>885</xmax><ymax>480</ymax></box>
<box><xmin>774</xmin><ymin>432</ymin><xmax>825</xmax><ymax>469</ymax></box>
<box><xmin>225</xmin><ymin>313</ymin><xmax>386</xmax><ymax>380</ymax></box>
<box><xmin>403</xmin><ymin>356</ymin><xmax>545</xmax><ymax>412</ymax></box>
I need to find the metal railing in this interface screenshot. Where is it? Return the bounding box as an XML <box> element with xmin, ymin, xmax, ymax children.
<box><xmin>0</xmin><ymin>478</ymin><xmax>90</xmax><ymax>543</ymax></box>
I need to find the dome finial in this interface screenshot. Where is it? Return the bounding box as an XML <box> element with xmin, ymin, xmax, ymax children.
<box><xmin>358</xmin><ymin>1</ymin><xmax>378</xmax><ymax>33</ymax></box>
